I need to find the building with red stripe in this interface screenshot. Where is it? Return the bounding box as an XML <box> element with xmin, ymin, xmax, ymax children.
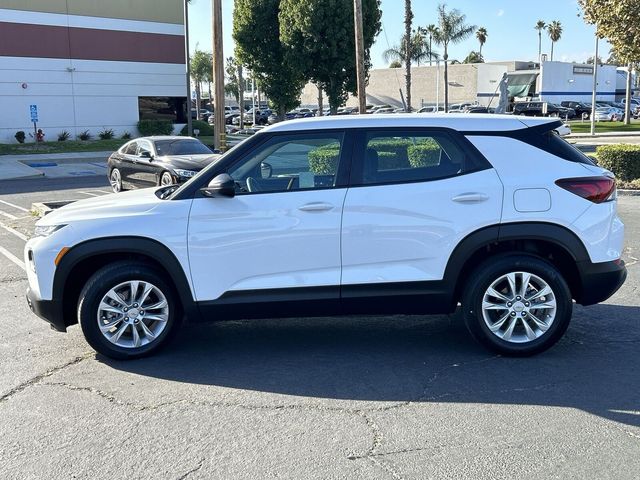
<box><xmin>0</xmin><ymin>0</ymin><xmax>187</xmax><ymax>143</ymax></box>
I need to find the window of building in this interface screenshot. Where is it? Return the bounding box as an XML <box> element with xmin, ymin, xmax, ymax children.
<box><xmin>138</xmin><ymin>97</ymin><xmax>188</xmax><ymax>123</ymax></box>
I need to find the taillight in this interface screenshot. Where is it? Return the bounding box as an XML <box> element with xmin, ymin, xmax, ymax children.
<box><xmin>555</xmin><ymin>176</ymin><xmax>616</xmax><ymax>203</ymax></box>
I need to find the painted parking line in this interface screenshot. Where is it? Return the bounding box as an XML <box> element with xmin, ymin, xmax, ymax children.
<box><xmin>0</xmin><ymin>199</ymin><xmax>30</xmax><ymax>213</ymax></box>
<box><xmin>77</xmin><ymin>191</ymin><xmax>102</xmax><ymax>197</ymax></box>
<box><xmin>0</xmin><ymin>222</ymin><xmax>29</xmax><ymax>241</ymax></box>
<box><xmin>95</xmin><ymin>190</ymin><xmax>113</xmax><ymax>194</ymax></box>
<box><xmin>0</xmin><ymin>244</ymin><xmax>25</xmax><ymax>271</ymax></box>
<box><xmin>0</xmin><ymin>210</ymin><xmax>17</xmax><ymax>220</ymax></box>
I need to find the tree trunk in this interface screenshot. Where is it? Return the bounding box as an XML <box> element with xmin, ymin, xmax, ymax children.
<box><xmin>404</xmin><ymin>0</ymin><xmax>412</xmax><ymax>112</ymax></box>
<box><xmin>195</xmin><ymin>82</ymin><xmax>201</xmax><ymax>120</ymax></box>
<box><xmin>238</xmin><ymin>65</ymin><xmax>244</xmax><ymax>129</ymax></box>
<box><xmin>550</xmin><ymin>42</ymin><xmax>554</xmax><ymax>61</ymax></box>
<box><xmin>625</xmin><ymin>62</ymin><xmax>632</xmax><ymax>125</ymax></box>
<box><xmin>444</xmin><ymin>46</ymin><xmax>449</xmax><ymax>113</ymax></box>
<box><xmin>208</xmin><ymin>82</ymin><xmax>212</xmax><ymax>109</ymax></box>
<box><xmin>479</xmin><ymin>44</ymin><xmax>483</xmax><ymax>58</ymax></box>
<box><xmin>429</xmin><ymin>36</ymin><xmax>432</xmax><ymax>66</ymax></box>
<box><xmin>317</xmin><ymin>84</ymin><xmax>324</xmax><ymax>117</ymax></box>
<box><xmin>538</xmin><ymin>32</ymin><xmax>541</xmax><ymax>61</ymax></box>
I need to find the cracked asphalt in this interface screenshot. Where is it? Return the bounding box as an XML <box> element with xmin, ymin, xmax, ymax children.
<box><xmin>0</xmin><ymin>177</ymin><xmax>638</xmax><ymax>479</ymax></box>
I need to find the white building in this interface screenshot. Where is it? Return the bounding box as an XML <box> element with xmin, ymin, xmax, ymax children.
<box><xmin>0</xmin><ymin>0</ymin><xmax>187</xmax><ymax>143</ymax></box>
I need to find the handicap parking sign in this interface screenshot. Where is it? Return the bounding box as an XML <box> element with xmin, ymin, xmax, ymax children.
<box><xmin>30</xmin><ymin>104</ymin><xmax>38</xmax><ymax>122</ymax></box>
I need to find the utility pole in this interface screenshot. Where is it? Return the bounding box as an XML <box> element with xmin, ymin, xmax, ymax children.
<box><xmin>212</xmin><ymin>0</ymin><xmax>226</xmax><ymax>150</ymax></box>
<box><xmin>624</xmin><ymin>62</ymin><xmax>632</xmax><ymax>126</ymax></box>
<box><xmin>183</xmin><ymin>0</ymin><xmax>193</xmax><ymax>136</ymax></box>
<box><xmin>238</xmin><ymin>63</ymin><xmax>245</xmax><ymax>129</ymax></box>
<box><xmin>590</xmin><ymin>31</ymin><xmax>599</xmax><ymax>136</ymax></box>
<box><xmin>353</xmin><ymin>0</ymin><xmax>367</xmax><ymax>114</ymax></box>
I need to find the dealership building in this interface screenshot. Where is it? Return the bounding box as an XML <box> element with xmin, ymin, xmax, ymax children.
<box><xmin>0</xmin><ymin>0</ymin><xmax>187</xmax><ymax>143</ymax></box>
<box><xmin>301</xmin><ymin>60</ymin><xmax>637</xmax><ymax>110</ymax></box>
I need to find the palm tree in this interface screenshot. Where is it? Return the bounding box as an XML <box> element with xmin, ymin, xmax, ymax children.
<box><xmin>535</xmin><ymin>20</ymin><xmax>546</xmax><ymax>61</ymax></box>
<box><xmin>404</xmin><ymin>0</ymin><xmax>414</xmax><ymax>111</ymax></box>
<box><xmin>463</xmin><ymin>51</ymin><xmax>483</xmax><ymax>64</ymax></box>
<box><xmin>383</xmin><ymin>34</ymin><xmax>437</xmax><ymax>69</ymax></box>
<box><xmin>547</xmin><ymin>20</ymin><xmax>563</xmax><ymax>61</ymax></box>
<box><xmin>476</xmin><ymin>27</ymin><xmax>487</xmax><ymax>58</ymax></box>
<box><xmin>422</xmin><ymin>24</ymin><xmax>438</xmax><ymax>66</ymax></box>
<box><xmin>433</xmin><ymin>4</ymin><xmax>476</xmax><ymax>112</ymax></box>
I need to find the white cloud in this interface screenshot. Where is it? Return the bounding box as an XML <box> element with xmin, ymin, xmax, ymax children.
<box><xmin>497</xmin><ymin>9</ymin><xmax>505</xmax><ymax>16</ymax></box>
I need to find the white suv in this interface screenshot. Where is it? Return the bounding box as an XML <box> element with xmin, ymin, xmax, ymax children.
<box><xmin>25</xmin><ymin>115</ymin><xmax>626</xmax><ymax>359</ymax></box>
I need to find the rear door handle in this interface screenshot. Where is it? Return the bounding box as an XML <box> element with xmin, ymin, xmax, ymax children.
<box><xmin>298</xmin><ymin>202</ymin><xmax>334</xmax><ymax>212</ymax></box>
<box><xmin>452</xmin><ymin>192</ymin><xmax>490</xmax><ymax>204</ymax></box>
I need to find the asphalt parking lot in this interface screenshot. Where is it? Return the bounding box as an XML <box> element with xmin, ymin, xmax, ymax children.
<box><xmin>0</xmin><ymin>176</ymin><xmax>638</xmax><ymax>479</ymax></box>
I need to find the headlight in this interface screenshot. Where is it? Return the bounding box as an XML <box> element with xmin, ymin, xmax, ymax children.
<box><xmin>34</xmin><ymin>224</ymin><xmax>66</xmax><ymax>237</ymax></box>
<box><xmin>174</xmin><ymin>169</ymin><xmax>198</xmax><ymax>178</ymax></box>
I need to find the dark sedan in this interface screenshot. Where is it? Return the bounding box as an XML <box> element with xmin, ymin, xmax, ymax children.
<box><xmin>107</xmin><ymin>136</ymin><xmax>220</xmax><ymax>192</ymax></box>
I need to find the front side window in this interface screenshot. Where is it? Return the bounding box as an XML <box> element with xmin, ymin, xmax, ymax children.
<box><xmin>228</xmin><ymin>133</ymin><xmax>344</xmax><ymax>194</ymax></box>
<box><xmin>137</xmin><ymin>141</ymin><xmax>153</xmax><ymax>156</ymax></box>
<box><xmin>123</xmin><ymin>142</ymin><xmax>138</xmax><ymax>155</ymax></box>
<box><xmin>356</xmin><ymin>131</ymin><xmax>467</xmax><ymax>185</ymax></box>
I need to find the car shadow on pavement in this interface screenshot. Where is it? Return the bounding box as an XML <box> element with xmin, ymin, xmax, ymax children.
<box><xmin>101</xmin><ymin>303</ymin><xmax>640</xmax><ymax>428</ymax></box>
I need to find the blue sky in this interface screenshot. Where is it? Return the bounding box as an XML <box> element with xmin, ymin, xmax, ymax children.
<box><xmin>188</xmin><ymin>0</ymin><xmax>611</xmax><ymax>67</ymax></box>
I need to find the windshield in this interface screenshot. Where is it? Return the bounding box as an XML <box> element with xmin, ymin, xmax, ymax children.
<box><xmin>155</xmin><ymin>139</ymin><xmax>212</xmax><ymax>156</ymax></box>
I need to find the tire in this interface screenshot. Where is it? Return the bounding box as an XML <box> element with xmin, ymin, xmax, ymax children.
<box><xmin>78</xmin><ymin>262</ymin><xmax>180</xmax><ymax>359</ymax></box>
<box><xmin>461</xmin><ymin>255</ymin><xmax>572</xmax><ymax>356</ymax></box>
<box><xmin>110</xmin><ymin>168</ymin><xmax>123</xmax><ymax>193</ymax></box>
<box><xmin>160</xmin><ymin>171</ymin><xmax>174</xmax><ymax>187</ymax></box>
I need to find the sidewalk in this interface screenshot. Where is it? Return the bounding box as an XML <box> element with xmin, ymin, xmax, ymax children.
<box><xmin>568</xmin><ymin>131</ymin><xmax>640</xmax><ymax>139</ymax></box>
<box><xmin>0</xmin><ymin>151</ymin><xmax>111</xmax><ymax>181</ymax></box>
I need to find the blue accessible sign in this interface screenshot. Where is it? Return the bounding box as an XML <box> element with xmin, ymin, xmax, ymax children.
<box><xmin>30</xmin><ymin>104</ymin><xmax>38</xmax><ymax>123</ymax></box>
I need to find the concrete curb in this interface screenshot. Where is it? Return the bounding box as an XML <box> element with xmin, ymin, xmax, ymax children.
<box><xmin>619</xmin><ymin>189</ymin><xmax>640</xmax><ymax>196</ymax></box>
<box><xmin>568</xmin><ymin>131</ymin><xmax>640</xmax><ymax>139</ymax></box>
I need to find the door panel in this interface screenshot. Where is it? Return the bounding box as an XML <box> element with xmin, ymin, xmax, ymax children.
<box><xmin>341</xmin><ymin>129</ymin><xmax>503</xmax><ymax>286</ymax></box>
<box><xmin>187</xmin><ymin>131</ymin><xmax>350</xmax><ymax>302</ymax></box>
<box><xmin>188</xmin><ymin>189</ymin><xmax>347</xmax><ymax>301</ymax></box>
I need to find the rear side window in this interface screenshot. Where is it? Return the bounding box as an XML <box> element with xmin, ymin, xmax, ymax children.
<box><xmin>353</xmin><ymin>130</ymin><xmax>485</xmax><ymax>186</ymax></box>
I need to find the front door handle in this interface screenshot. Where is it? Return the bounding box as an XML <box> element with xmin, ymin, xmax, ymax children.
<box><xmin>452</xmin><ymin>192</ymin><xmax>490</xmax><ymax>204</ymax></box>
<box><xmin>298</xmin><ymin>202</ymin><xmax>334</xmax><ymax>212</ymax></box>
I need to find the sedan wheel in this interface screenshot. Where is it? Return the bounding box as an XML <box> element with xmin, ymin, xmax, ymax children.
<box><xmin>160</xmin><ymin>171</ymin><xmax>174</xmax><ymax>186</ymax></box>
<box><xmin>110</xmin><ymin>168</ymin><xmax>123</xmax><ymax>193</ymax></box>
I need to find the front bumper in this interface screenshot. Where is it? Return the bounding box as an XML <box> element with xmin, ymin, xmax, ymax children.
<box><xmin>26</xmin><ymin>287</ymin><xmax>66</xmax><ymax>332</ymax></box>
<box><xmin>577</xmin><ymin>259</ymin><xmax>627</xmax><ymax>306</ymax></box>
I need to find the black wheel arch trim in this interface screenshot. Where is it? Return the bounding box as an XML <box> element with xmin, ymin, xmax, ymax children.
<box><xmin>53</xmin><ymin>236</ymin><xmax>199</xmax><ymax>325</ymax></box>
<box><xmin>443</xmin><ymin>221</ymin><xmax>591</xmax><ymax>302</ymax></box>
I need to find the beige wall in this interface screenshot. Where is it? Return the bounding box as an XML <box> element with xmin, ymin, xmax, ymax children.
<box><xmin>0</xmin><ymin>0</ymin><xmax>184</xmax><ymax>24</ymax></box>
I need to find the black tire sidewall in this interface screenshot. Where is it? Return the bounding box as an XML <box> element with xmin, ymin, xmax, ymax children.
<box><xmin>78</xmin><ymin>263</ymin><xmax>179</xmax><ymax>360</ymax></box>
<box><xmin>462</xmin><ymin>255</ymin><xmax>573</xmax><ymax>356</ymax></box>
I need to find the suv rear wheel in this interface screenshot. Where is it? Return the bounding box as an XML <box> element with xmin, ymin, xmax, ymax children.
<box><xmin>462</xmin><ymin>255</ymin><xmax>572</xmax><ymax>356</ymax></box>
<box><xmin>78</xmin><ymin>262</ymin><xmax>179</xmax><ymax>359</ymax></box>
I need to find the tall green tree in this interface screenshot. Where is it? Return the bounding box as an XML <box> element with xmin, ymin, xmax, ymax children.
<box><xmin>191</xmin><ymin>49</ymin><xmax>212</xmax><ymax>118</ymax></box>
<box><xmin>279</xmin><ymin>0</ymin><xmax>382</xmax><ymax>114</ymax></box>
<box><xmin>233</xmin><ymin>0</ymin><xmax>305</xmax><ymax>118</ymax></box>
<box><xmin>579</xmin><ymin>0</ymin><xmax>640</xmax><ymax>124</ymax></box>
<box><xmin>547</xmin><ymin>20</ymin><xmax>563</xmax><ymax>61</ymax></box>
<box><xmin>433</xmin><ymin>4</ymin><xmax>476</xmax><ymax>112</ymax></box>
<box><xmin>535</xmin><ymin>20</ymin><xmax>546</xmax><ymax>61</ymax></box>
<box><xmin>224</xmin><ymin>57</ymin><xmax>243</xmax><ymax>106</ymax></box>
<box><xmin>476</xmin><ymin>27</ymin><xmax>487</xmax><ymax>58</ymax></box>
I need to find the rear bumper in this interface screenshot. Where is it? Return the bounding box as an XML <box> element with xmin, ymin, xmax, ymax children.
<box><xmin>26</xmin><ymin>288</ymin><xmax>66</xmax><ymax>332</ymax></box>
<box><xmin>577</xmin><ymin>259</ymin><xmax>627</xmax><ymax>306</ymax></box>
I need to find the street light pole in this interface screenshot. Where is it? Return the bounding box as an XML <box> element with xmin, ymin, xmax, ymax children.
<box><xmin>183</xmin><ymin>0</ymin><xmax>193</xmax><ymax>136</ymax></box>
<box><xmin>212</xmin><ymin>0</ymin><xmax>226</xmax><ymax>150</ymax></box>
<box><xmin>353</xmin><ymin>0</ymin><xmax>367</xmax><ymax>114</ymax></box>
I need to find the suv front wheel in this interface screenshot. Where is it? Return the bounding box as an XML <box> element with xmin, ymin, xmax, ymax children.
<box><xmin>78</xmin><ymin>262</ymin><xmax>180</xmax><ymax>359</ymax></box>
<box><xmin>462</xmin><ymin>255</ymin><xmax>572</xmax><ymax>356</ymax></box>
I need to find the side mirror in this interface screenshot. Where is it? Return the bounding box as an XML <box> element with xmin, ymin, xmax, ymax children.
<box><xmin>139</xmin><ymin>151</ymin><xmax>152</xmax><ymax>159</ymax></box>
<box><xmin>260</xmin><ymin>162</ymin><xmax>272</xmax><ymax>179</ymax></box>
<box><xmin>201</xmin><ymin>173</ymin><xmax>235</xmax><ymax>198</ymax></box>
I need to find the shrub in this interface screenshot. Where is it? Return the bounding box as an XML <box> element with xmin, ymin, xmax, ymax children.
<box><xmin>121</xmin><ymin>131</ymin><xmax>132</xmax><ymax>140</ymax></box>
<box><xmin>308</xmin><ymin>146</ymin><xmax>340</xmax><ymax>174</ymax></box>
<box><xmin>408</xmin><ymin>140</ymin><xmax>441</xmax><ymax>167</ymax></box>
<box><xmin>596</xmin><ymin>144</ymin><xmax>640</xmax><ymax>181</ymax></box>
<box><xmin>57</xmin><ymin>130</ymin><xmax>71</xmax><ymax>142</ymax></box>
<box><xmin>180</xmin><ymin>120</ymin><xmax>213</xmax><ymax>137</ymax></box>
<box><xmin>15</xmin><ymin>131</ymin><xmax>26</xmax><ymax>143</ymax></box>
<box><xmin>78</xmin><ymin>130</ymin><xmax>92</xmax><ymax>141</ymax></box>
<box><xmin>369</xmin><ymin>138</ymin><xmax>411</xmax><ymax>169</ymax></box>
<box><xmin>137</xmin><ymin>119</ymin><xmax>174</xmax><ymax>136</ymax></box>
<box><xmin>98</xmin><ymin>128</ymin><xmax>115</xmax><ymax>140</ymax></box>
